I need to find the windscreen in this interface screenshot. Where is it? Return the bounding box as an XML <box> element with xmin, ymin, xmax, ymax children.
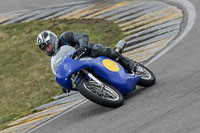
<box><xmin>51</xmin><ymin>45</ymin><xmax>75</xmax><ymax>75</ymax></box>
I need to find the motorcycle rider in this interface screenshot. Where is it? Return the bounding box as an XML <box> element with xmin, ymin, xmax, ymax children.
<box><xmin>36</xmin><ymin>30</ymin><xmax>138</xmax><ymax>73</ymax></box>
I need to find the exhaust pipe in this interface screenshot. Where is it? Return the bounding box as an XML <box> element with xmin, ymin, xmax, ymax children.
<box><xmin>114</xmin><ymin>40</ymin><xmax>127</xmax><ymax>54</ymax></box>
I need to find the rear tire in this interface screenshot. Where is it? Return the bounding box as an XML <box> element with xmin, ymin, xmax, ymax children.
<box><xmin>135</xmin><ymin>64</ymin><xmax>156</xmax><ymax>87</ymax></box>
<box><xmin>76</xmin><ymin>78</ymin><xmax>124</xmax><ymax>108</ymax></box>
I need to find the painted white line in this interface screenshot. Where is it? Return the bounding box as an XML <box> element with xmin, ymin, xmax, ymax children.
<box><xmin>146</xmin><ymin>0</ymin><xmax>196</xmax><ymax>66</ymax></box>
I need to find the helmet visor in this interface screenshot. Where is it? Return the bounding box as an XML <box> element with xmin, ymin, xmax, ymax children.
<box><xmin>39</xmin><ymin>42</ymin><xmax>46</xmax><ymax>50</ymax></box>
<box><xmin>45</xmin><ymin>43</ymin><xmax>54</xmax><ymax>56</ymax></box>
<box><xmin>39</xmin><ymin>43</ymin><xmax>54</xmax><ymax>56</ymax></box>
<box><xmin>45</xmin><ymin>43</ymin><xmax>53</xmax><ymax>52</ymax></box>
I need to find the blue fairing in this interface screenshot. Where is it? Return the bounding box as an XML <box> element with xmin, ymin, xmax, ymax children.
<box><xmin>56</xmin><ymin>54</ymin><xmax>140</xmax><ymax>96</ymax></box>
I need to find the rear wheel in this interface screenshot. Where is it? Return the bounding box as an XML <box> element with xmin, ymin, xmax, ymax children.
<box><xmin>133</xmin><ymin>64</ymin><xmax>156</xmax><ymax>87</ymax></box>
<box><xmin>76</xmin><ymin>78</ymin><xmax>124</xmax><ymax>108</ymax></box>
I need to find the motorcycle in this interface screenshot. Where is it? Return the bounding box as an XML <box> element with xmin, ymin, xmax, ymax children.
<box><xmin>51</xmin><ymin>40</ymin><xmax>156</xmax><ymax>108</ymax></box>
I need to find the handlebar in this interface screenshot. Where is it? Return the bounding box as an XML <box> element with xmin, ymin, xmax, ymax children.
<box><xmin>72</xmin><ymin>51</ymin><xmax>85</xmax><ymax>60</ymax></box>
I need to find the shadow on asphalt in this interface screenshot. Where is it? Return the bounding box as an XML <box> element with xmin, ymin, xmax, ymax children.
<box><xmin>124</xmin><ymin>84</ymin><xmax>157</xmax><ymax>101</ymax></box>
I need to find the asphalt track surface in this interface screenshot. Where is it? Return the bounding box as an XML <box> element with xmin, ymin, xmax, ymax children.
<box><xmin>0</xmin><ymin>0</ymin><xmax>98</xmax><ymax>14</ymax></box>
<box><xmin>1</xmin><ymin>0</ymin><xmax>200</xmax><ymax>133</ymax></box>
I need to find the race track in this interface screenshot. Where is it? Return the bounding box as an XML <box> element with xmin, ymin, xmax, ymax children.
<box><xmin>0</xmin><ymin>0</ymin><xmax>97</xmax><ymax>14</ymax></box>
<box><xmin>1</xmin><ymin>0</ymin><xmax>200</xmax><ymax>133</ymax></box>
<box><xmin>30</xmin><ymin>0</ymin><xmax>200</xmax><ymax>133</ymax></box>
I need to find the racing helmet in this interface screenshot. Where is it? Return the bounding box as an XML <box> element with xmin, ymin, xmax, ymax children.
<box><xmin>37</xmin><ymin>31</ymin><xmax>58</xmax><ymax>56</ymax></box>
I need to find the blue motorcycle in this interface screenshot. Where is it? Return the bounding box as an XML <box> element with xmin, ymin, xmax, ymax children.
<box><xmin>51</xmin><ymin>40</ymin><xmax>156</xmax><ymax>108</ymax></box>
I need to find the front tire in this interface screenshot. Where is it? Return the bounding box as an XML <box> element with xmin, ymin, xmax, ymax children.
<box><xmin>76</xmin><ymin>78</ymin><xmax>124</xmax><ymax>108</ymax></box>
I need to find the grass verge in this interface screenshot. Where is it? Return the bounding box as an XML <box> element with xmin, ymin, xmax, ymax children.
<box><xmin>0</xmin><ymin>18</ymin><xmax>124</xmax><ymax>130</ymax></box>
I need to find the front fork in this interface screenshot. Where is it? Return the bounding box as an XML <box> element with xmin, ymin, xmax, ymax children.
<box><xmin>80</xmin><ymin>69</ymin><xmax>105</xmax><ymax>91</ymax></box>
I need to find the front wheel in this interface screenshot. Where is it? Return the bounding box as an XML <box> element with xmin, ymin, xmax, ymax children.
<box><xmin>76</xmin><ymin>78</ymin><xmax>124</xmax><ymax>108</ymax></box>
<box><xmin>134</xmin><ymin>64</ymin><xmax>156</xmax><ymax>87</ymax></box>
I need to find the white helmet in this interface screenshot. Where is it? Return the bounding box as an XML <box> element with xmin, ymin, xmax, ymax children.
<box><xmin>37</xmin><ymin>31</ymin><xmax>58</xmax><ymax>56</ymax></box>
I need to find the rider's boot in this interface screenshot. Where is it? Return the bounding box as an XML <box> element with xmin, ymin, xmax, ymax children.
<box><xmin>113</xmin><ymin>52</ymin><xmax>138</xmax><ymax>73</ymax></box>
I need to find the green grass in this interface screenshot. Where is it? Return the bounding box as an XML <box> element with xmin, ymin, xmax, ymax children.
<box><xmin>0</xmin><ymin>18</ymin><xmax>124</xmax><ymax>129</ymax></box>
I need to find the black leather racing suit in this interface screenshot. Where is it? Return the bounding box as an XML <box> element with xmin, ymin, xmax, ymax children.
<box><xmin>58</xmin><ymin>31</ymin><xmax>136</xmax><ymax>72</ymax></box>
